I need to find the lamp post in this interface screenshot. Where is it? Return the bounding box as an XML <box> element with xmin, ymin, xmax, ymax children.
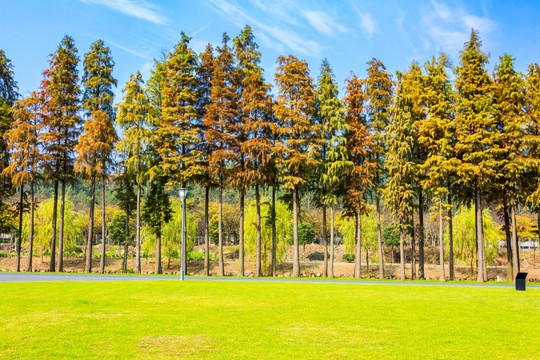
<box><xmin>178</xmin><ymin>188</ymin><xmax>188</xmax><ymax>280</ymax></box>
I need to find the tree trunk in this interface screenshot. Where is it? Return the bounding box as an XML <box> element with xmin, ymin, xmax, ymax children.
<box><xmin>204</xmin><ymin>185</ymin><xmax>210</xmax><ymax>276</ymax></box>
<box><xmin>271</xmin><ymin>183</ymin><xmax>277</xmax><ymax>277</ymax></box>
<box><xmin>84</xmin><ymin>178</ymin><xmax>96</xmax><ymax>273</ymax></box>
<box><xmin>503</xmin><ymin>201</ymin><xmax>513</xmax><ymax>281</ymax></box>
<box><xmin>292</xmin><ymin>186</ymin><xmax>300</xmax><ymax>277</ymax></box>
<box><xmin>57</xmin><ymin>180</ymin><xmax>66</xmax><ymax>272</ymax></box>
<box><xmin>122</xmin><ymin>206</ymin><xmax>129</xmax><ymax>274</ymax></box>
<box><xmin>354</xmin><ymin>206</ymin><xmax>362</xmax><ymax>278</ymax></box>
<box><xmin>439</xmin><ymin>199</ymin><xmax>445</xmax><ymax>282</ymax></box>
<box><xmin>475</xmin><ymin>184</ymin><xmax>486</xmax><ymax>282</ymax></box>
<box><xmin>27</xmin><ymin>181</ymin><xmax>35</xmax><ymax>272</ymax></box>
<box><xmin>448</xmin><ymin>190</ymin><xmax>454</xmax><ymax>281</ymax></box>
<box><xmin>375</xmin><ymin>189</ymin><xmax>384</xmax><ymax>279</ymax></box>
<box><xmin>49</xmin><ymin>181</ymin><xmax>58</xmax><ymax>272</ymax></box>
<box><xmin>136</xmin><ymin>182</ymin><xmax>141</xmax><ymax>274</ymax></box>
<box><xmin>330</xmin><ymin>205</ymin><xmax>335</xmax><ymax>279</ymax></box>
<box><xmin>255</xmin><ymin>184</ymin><xmax>262</xmax><ymax>277</ymax></box>
<box><xmin>239</xmin><ymin>186</ymin><xmax>245</xmax><ymax>276</ymax></box>
<box><xmin>399</xmin><ymin>227</ymin><xmax>405</xmax><ymax>280</ymax></box>
<box><xmin>155</xmin><ymin>229</ymin><xmax>162</xmax><ymax>274</ymax></box>
<box><xmin>218</xmin><ymin>177</ymin><xmax>224</xmax><ymax>276</ymax></box>
<box><xmin>182</xmin><ymin>183</ymin><xmax>187</xmax><ymax>276</ymax></box>
<box><xmin>16</xmin><ymin>184</ymin><xmax>24</xmax><ymax>272</ymax></box>
<box><xmin>418</xmin><ymin>188</ymin><xmax>425</xmax><ymax>279</ymax></box>
<box><xmin>322</xmin><ymin>204</ymin><xmax>328</xmax><ymax>277</ymax></box>
<box><xmin>100</xmin><ymin>176</ymin><xmax>107</xmax><ymax>274</ymax></box>
<box><xmin>511</xmin><ymin>205</ymin><xmax>520</xmax><ymax>280</ymax></box>
<box><xmin>411</xmin><ymin>216</ymin><xmax>415</xmax><ymax>280</ymax></box>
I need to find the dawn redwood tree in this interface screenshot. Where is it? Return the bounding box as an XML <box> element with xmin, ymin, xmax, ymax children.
<box><xmin>0</xmin><ymin>49</ymin><xmax>19</xmax><ymax>226</ymax></box>
<box><xmin>384</xmin><ymin>78</ymin><xmax>415</xmax><ymax>280</ymax></box>
<box><xmin>196</xmin><ymin>44</ymin><xmax>215</xmax><ymax>276</ymax></box>
<box><xmin>274</xmin><ymin>55</ymin><xmax>316</xmax><ymax>278</ymax></box>
<box><xmin>365</xmin><ymin>58</ymin><xmax>393</xmax><ymax>279</ymax></box>
<box><xmin>493</xmin><ymin>54</ymin><xmax>527</xmax><ymax>280</ymax></box>
<box><xmin>205</xmin><ymin>33</ymin><xmax>239</xmax><ymax>276</ymax></box>
<box><xmin>75</xmin><ymin>109</ymin><xmax>117</xmax><ymax>273</ymax></box>
<box><xmin>315</xmin><ymin>59</ymin><xmax>351</xmax><ymax>278</ymax></box>
<box><xmin>82</xmin><ymin>39</ymin><xmax>117</xmax><ymax>274</ymax></box>
<box><xmin>158</xmin><ymin>33</ymin><xmax>202</xmax><ymax>274</ymax></box>
<box><xmin>525</xmin><ymin>63</ymin><xmax>540</xmax><ymax>263</ymax></box>
<box><xmin>3</xmin><ymin>91</ymin><xmax>43</xmax><ymax>272</ymax></box>
<box><xmin>400</xmin><ymin>61</ymin><xmax>427</xmax><ymax>280</ymax></box>
<box><xmin>116</xmin><ymin>71</ymin><xmax>153</xmax><ymax>274</ymax></box>
<box><xmin>233</xmin><ymin>26</ymin><xmax>272</xmax><ymax>277</ymax></box>
<box><xmin>343</xmin><ymin>74</ymin><xmax>375</xmax><ymax>277</ymax></box>
<box><xmin>419</xmin><ymin>54</ymin><xmax>455</xmax><ymax>281</ymax></box>
<box><xmin>40</xmin><ymin>35</ymin><xmax>81</xmax><ymax>272</ymax></box>
<box><xmin>454</xmin><ymin>30</ymin><xmax>498</xmax><ymax>282</ymax></box>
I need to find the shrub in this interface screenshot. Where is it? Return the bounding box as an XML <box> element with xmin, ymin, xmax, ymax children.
<box><xmin>307</xmin><ymin>251</ymin><xmax>325</xmax><ymax>261</ymax></box>
<box><xmin>343</xmin><ymin>253</ymin><xmax>355</xmax><ymax>262</ymax></box>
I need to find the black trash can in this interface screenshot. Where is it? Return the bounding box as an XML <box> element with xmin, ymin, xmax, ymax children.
<box><xmin>515</xmin><ymin>272</ymin><xmax>527</xmax><ymax>291</ymax></box>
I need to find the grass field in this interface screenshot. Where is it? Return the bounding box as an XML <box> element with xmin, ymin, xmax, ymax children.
<box><xmin>1</xmin><ymin>280</ymin><xmax>539</xmax><ymax>359</ymax></box>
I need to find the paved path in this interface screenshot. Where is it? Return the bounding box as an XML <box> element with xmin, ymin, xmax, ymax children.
<box><xmin>0</xmin><ymin>272</ymin><xmax>539</xmax><ymax>288</ymax></box>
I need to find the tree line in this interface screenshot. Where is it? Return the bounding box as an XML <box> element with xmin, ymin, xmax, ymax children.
<box><xmin>1</xmin><ymin>27</ymin><xmax>539</xmax><ymax>282</ymax></box>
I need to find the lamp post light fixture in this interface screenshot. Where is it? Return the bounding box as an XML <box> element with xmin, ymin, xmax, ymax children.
<box><xmin>178</xmin><ymin>188</ymin><xmax>188</xmax><ymax>280</ymax></box>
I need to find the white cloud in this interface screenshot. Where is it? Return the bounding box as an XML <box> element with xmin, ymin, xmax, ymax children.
<box><xmin>303</xmin><ymin>10</ymin><xmax>347</xmax><ymax>35</ymax></box>
<box><xmin>81</xmin><ymin>0</ymin><xmax>169</xmax><ymax>25</ymax></box>
<box><xmin>422</xmin><ymin>1</ymin><xmax>496</xmax><ymax>54</ymax></box>
<box><xmin>207</xmin><ymin>0</ymin><xmax>322</xmax><ymax>57</ymax></box>
<box><xmin>107</xmin><ymin>40</ymin><xmax>149</xmax><ymax>59</ymax></box>
<box><xmin>358</xmin><ymin>12</ymin><xmax>376</xmax><ymax>38</ymax></box>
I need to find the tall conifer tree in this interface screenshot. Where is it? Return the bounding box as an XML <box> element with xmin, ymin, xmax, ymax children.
<box><xmin>205</xmin><ymin>33</ymin><xmax>238</xmax><ymax>276</ymax></box>
<box><xmin>365</xmin><ymin>58</ymin><xmax>393</xmax><ymax>279</ymax></box>
<box><xmin>116</xmin><ymin>71</ymin><xmax>153</xmax><ymax>274</ymax></box>
<box><xmin>274</xmin><ymin>55</ymin><xmax>316</xmax><ymax>277</ymax></box>
<box><xmin>81</xmin><ymin>39</ymin><xmax>117</xmax><ymax>273</ymax></box>
<box><xmin>344</xmin><ymin>74</ymin><xmax>375</xmax><ymax>278</ymax></box>
<box><xmin>454</xmin><ymin>30</ymin><xmax>498</xmax><ymax>282</ymax></box>
<box><xmin>40</xmin><ymin>35</ymin><xmax>81</xmax><ymax>272</ymax></box>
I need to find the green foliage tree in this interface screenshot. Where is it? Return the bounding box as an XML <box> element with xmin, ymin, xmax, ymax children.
<box><xmin>142</xmin><ymin>174</ymin><xmax>173</xmax><ymax>274</ymax></box>
<box><xmin>314</xmin><ymin>59</ymin><xmax>352</xmax><ymax>278</ymax></box>
<box><xmin>116</xmin><ymin>70</ymin><xmax>153</xmax><ymax>273</ymax></box>
<box><xmin>274</xmin><ymin>55</ymin><xmax>317</xmax><ymax>277</ymax></box>
<box><xmin>384</xmin><ymin>78</ymin><xmax>415</xmax><ymax>280</ymax></box>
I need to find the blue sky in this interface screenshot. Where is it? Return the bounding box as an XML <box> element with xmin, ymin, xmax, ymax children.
<box><xmin>2</xmin><ymin>0</ymin><xmax>540</xmax><ymax>101</ymax></box>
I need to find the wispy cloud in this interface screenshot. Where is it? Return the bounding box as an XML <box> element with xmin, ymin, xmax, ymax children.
<box><xmin>207</xmin><ymin>0</ymin><xmax>321</xmax><ymax>57</ymax></box>
<box><xmin>422</xmin><ymin>0</ymin><xmax>497</xmax><ymax>54</ymax></box>
<box><xmin>358</xmin><ymin>12</ymin><xmax>376</xmax><ymax>38</ymax></box>
<box><xmin>303</xmin><ymin>10</ymin><xmax>348</xmax><ymax>35</ymax></box>
<box><xmin>107</xmin><ymin>40</ymin><xmax>149</xmax><ymax>59</ymax></box>
<box><xmin>350</xmin><ymin>4</ymin><xmax>377</xmax><ymax>39</ymax></box>
<box><xmin>81</xmin><ymin>0</ymin><xmax>169</xmax><ymax>25</ymax></box>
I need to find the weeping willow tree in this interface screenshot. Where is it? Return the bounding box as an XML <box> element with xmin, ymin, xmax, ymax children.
<box><xmin>244</xmin><ymin>198</ymin><xmax>292</xmax><ymax>275</ymax></box>
<box><xmin>444</xmin><ymin>206</ymin><xmax>501</xmax><ymax>275</ymax></box>
<box><xmin>24</xmin><ymin>197</ymin><xmax>85</xmax><ymax>262</ymax></box>
<box><xmin>338</xmin><ymin>207</ymin><xmax>378</xmax><ymax>274</ymax></box>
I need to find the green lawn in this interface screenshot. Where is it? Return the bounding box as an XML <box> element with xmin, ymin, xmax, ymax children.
<box><xmin>1</xmin><ymin>281</ymin><xmax>538</xmax><ymax>359</ymax></box>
